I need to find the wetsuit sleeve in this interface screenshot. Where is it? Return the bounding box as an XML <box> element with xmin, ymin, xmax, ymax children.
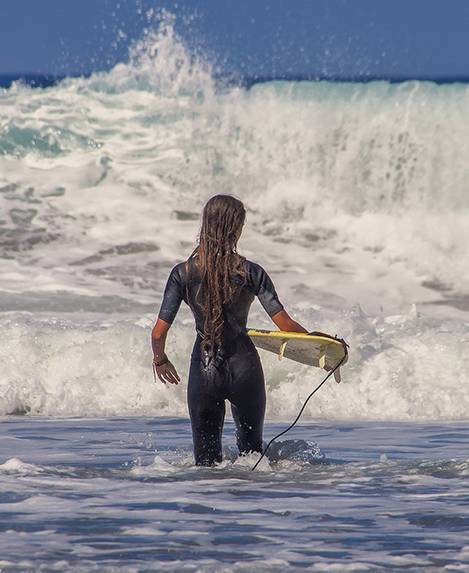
<box><xmin>158</xmin><ymin>264</ymin><xmax>185</xmax><ymax>324</ymax></box>
<box><xmin>248</xmin><ymin>261</ymin><xmax>284</xmax><ymax>317</ymax></box>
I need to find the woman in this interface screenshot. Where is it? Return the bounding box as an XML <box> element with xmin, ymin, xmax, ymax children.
<box><xmin>151</xmin><ymin>195</ymin><xmax>307</xmax><ymax>466</ymax></box>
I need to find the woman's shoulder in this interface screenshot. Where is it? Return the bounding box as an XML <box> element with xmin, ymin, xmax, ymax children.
<box><xmin>244</xmin><ymin>259</ymin><xmax>265</xmax><ymax>273</ymax></box>
<box><xmin>168</xmin><ymin>261</ymin><xmax>186</xmax><ymax>274</ymax></box>
<box><xmin>166</xmin><ymin>261</ymin><xmax>188</xmax><ymax>283</ymax></box>
<box><xmin>172</xmin><ymin>261</ymin><xmax>187</xmax><ymax>272</ymax></box>
<box><xmin>169</xmin><ymin>258</ymin><xmax>200</xmax><ymax>281</ymax></box>
<box><xmin>243</xmin><ymin>259</ymin><xmax>270</xmax><ymax>283</ymax></box>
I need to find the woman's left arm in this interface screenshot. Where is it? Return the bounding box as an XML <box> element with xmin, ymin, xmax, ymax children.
<box><xmin>271</xmin><ymin>310</ymin><xmax>342</xmax><ymax>370</ymax></box>
<box><xmin>151</xmin><ymin>318</ymin><xmax>181</xmax><ymax>385</ymax></box>
<box><xmin>271</xmin><ymin>309</ymin><xmax>308</xmax><ymax>333</ymax></box>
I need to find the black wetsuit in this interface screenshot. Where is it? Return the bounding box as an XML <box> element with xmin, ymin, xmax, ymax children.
<box><xmin>158</xmin><ymin>258</ymin><xmax>284</xmax><ymax>466</ymax></box>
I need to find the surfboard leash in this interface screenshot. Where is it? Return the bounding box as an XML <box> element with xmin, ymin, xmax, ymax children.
<box><xmin>251</xmin><ymin>340</ymin><xmax>349</xmax><ymax>472</ymax></box>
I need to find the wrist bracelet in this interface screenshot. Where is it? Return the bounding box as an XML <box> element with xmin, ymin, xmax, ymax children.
<box><xmin>153</xmin><ymin>355</ymin><xmax>168</xmax><ymax>367</ymax></box>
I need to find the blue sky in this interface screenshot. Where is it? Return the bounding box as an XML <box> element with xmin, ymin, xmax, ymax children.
<box><xmin>1</xmin><ymin>0</ymin><xmax>469</xmax><ymax>80</ymax></box>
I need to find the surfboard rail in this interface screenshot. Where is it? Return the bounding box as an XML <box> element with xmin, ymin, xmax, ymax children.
<box><xmin>247</xmin><ymin>328</ymin><xmax>348</xmax><ymax>383</ymax></box>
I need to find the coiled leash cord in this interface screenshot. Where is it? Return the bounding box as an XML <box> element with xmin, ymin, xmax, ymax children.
<box><xmin>251</xmin><ymin>341</ymin><xmax>348</xmax><ymax>472</ymax></box>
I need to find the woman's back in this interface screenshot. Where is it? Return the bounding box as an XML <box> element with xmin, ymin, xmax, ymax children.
<box><xmin>159</xmin><ymin>258</ymin><xmax>285</xmax><ymax>353</ymax></box>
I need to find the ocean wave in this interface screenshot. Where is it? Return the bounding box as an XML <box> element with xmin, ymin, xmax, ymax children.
<box><xmin>0</xmin><ymin>14</ymin><xmax>468</xmax><ymax>423</ymax></box>
<box><xmin>0</xmin><ymin>307</ymin><xmax>467</xmax><ymax>421</ymax></box>
<box><xmin>0</xmin><ymin>16</ymin><xmax>468</xmax><ymax>302</ymax></box>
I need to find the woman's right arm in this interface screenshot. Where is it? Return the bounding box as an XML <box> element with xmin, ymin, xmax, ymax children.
<box><xmin>153</xmin><ymin>264</ymin><xmax>185</xmax><ymax>385</ymax></box>
<box><xmin>151</xmin><ymin>318</ymin><xmax>181</xmax><ymax>385</ymax></box>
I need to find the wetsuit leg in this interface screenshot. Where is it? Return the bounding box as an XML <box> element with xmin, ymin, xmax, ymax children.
<box><xmin>228</xmin><ymin>335</ymin><xmax>266</xmax><ymax>455</ymax></box>
<box><xmin>187</xmin><ymin>357</ymin><xmax>226</xmax><ymax>466</ymax></box>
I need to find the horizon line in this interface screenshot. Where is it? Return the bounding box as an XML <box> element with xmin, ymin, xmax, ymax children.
<box><xmin>2</xmin><ymin>72</ymin><xmax>469</xmax><ymax>90</ymax></box>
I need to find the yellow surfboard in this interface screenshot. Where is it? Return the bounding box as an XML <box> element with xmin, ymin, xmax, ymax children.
<box><xmin>247</xmin><ymin>329</ymin><xmax>348</xmax><ymax>383</ymax></box>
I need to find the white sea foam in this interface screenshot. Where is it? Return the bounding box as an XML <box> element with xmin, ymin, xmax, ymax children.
<box><xmin>0</xmin><ymin>457</ymin><xmax>44</xmax><ymax>475</ymax></box>
<box><xmin>0</xmin><ymin>14</ymin><xmax>468</xmax><ymax>421</ymax></box>
<box><xmin>0</xmin><ymin>305</ymin><xmax>467</xmax><ymax>420</ymax></box>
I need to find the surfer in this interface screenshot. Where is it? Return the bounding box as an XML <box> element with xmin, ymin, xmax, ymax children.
<box><xmin>151</xmin><ymin>194</ymin><xmax>307</xmax><ymax>466</ymax></box>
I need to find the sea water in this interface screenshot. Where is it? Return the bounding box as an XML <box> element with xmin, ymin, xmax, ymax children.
<box><xmin>1</xmin><ymin>15</ymin><xmax>469</xmax><ymax>571</ymax></box>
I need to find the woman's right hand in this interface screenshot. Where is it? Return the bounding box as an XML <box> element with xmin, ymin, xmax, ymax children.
<box><xmin>154</xmin><ymin>359</ymin><xmax>181</xmax><ymax>385</ymax></box>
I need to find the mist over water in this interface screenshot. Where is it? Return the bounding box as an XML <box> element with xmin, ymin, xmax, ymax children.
<box><xmin>1</xmin><ymin>14</ymin><xmax>468</xmax><ymax>420</ymax></box>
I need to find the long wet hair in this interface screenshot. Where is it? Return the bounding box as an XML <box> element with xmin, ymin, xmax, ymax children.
<box><xmin>188</xmin><ymin>194</ymin><xmax>247</xmax><ymax>353</ymax></box>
